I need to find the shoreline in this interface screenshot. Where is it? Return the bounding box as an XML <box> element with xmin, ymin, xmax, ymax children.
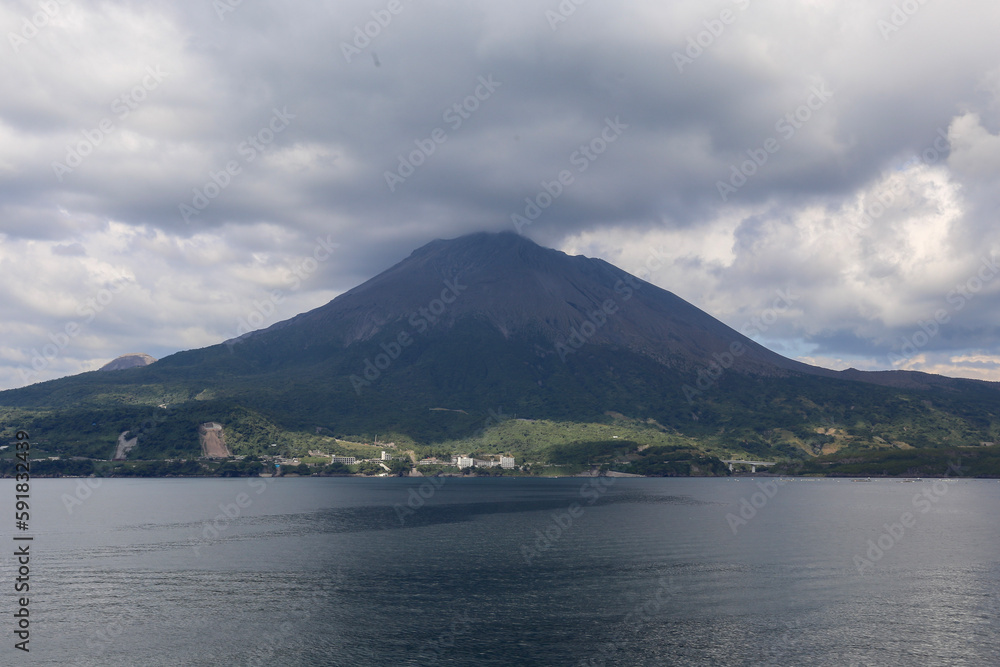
<box><xmin>5</xmin><ymin>472</ymin><xmax>999</xmax><ymax>480</ymax></box>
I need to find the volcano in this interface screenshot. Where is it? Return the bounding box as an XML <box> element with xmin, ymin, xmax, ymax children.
<box><xmin>3</xmin><ymin>231</ymin><xmax>997</xmax><ymax>456</ymax></box>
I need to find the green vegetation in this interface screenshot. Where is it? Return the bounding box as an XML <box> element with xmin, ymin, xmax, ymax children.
<box><xmin>773</xmin><ymin>445</ymin><xmax>1000</xmax><ymax>477</ymax></box>
<box><xmin>0</xmin><ymin>457</ymin><xmax>239</xmax><ymax>477</ymax></box>
<box><xmin>611</xmin><ymin>445</ymin><xmax>730</xmax><ymax>477</ymax></box>
<box><xmin>1</xmin><ymin>316</ymin><xmax>997</xmax><ymax>477</ymax></box>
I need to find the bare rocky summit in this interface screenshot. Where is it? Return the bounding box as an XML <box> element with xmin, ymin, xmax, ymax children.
<box><xmin>99</xmin><ymin>353</ymin><xmax>157</xmax><ymax>371</ymax></box>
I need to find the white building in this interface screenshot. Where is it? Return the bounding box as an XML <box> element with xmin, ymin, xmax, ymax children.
<box><xmin>500</xmin><ymin>456</ymin><xmax>515</xmax><ymax>469</ymax></box>
<box><xmin>381</xmin><ymin>451</ymin><xmax>392</xmax><ymax>461</ymax></box>
<box><xmin>456</xmin><ymin>456</ymin><xmax>475</xmax><ymax>469</ymax></box>
<box><xmin>331</xmin><ymin>456</ymin><xmax>357</xmax><ymax>465</ymax></box>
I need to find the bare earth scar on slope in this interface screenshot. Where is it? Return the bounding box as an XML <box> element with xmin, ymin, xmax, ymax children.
<box><xmin>113</xmin><ymin>431</ymin><xmax>138</xmax><ymax>460</ymax></box>
<box><xmin>199</xmin><ymin>422</ymin><xmax>230</xmax><ymax>458</ymax></box>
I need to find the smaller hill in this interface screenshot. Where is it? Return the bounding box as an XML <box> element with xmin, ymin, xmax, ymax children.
<box><xmin>99</xmin><ymin>353</ymin><xmax>157</xmax><ymax>371</ymax></box>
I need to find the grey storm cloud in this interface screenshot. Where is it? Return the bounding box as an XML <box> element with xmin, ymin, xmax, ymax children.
<box><xmin>1</xmin><ymin>0</ymin><xmax>1000</xmax><ymax>389</ymax></box>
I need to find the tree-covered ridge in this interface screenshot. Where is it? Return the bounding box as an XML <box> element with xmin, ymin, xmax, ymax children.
<box><xmin>2</xmin><ymin>233</ymin><xmax>997</xmax><ymax>475</ymax></box>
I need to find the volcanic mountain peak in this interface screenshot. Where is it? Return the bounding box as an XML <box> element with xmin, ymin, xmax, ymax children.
<box><xmin>3</xmin><ymin>231</ymin><xmax>997</xmax><ymax>462</ymax></box>
<box><xmin>227</xmin><ymin>231</ymin><xmax>811</xmax><ymax>378</ymax></box>
<box><xmin>220</xmin><ymin>231</ymin><xmax>997</xmax><ymax>393</ymax></box>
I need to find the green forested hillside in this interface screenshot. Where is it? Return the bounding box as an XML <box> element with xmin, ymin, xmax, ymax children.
<box><xmin>3</xmin><ymin>232</ymin><xmax>998</xmax><ymax>475</ymax></box>
<box><xmin>1</xmin><ymin>317</ymin><xmax>997</xmax><ymax>472</ymax></box>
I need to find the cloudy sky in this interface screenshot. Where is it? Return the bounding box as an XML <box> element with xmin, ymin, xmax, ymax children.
<box><xmin>2</xmin><ymin>0</ymin><xmax>999</xmax><ymax>390</ymax></box>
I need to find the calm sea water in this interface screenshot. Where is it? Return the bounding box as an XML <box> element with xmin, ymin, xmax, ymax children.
<box><xmin>2</xmin><ymin>476</ymin><xmax>999</xmax><ymax>666</ymax></box>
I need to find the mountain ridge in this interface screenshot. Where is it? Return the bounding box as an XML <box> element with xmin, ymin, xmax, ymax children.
<box><xmin>219</xmin><ymin>231</ymin><xmax>991</xmax><ymax>392</ymax></box>
<box><xmin>1</xmin><ymin>231</ymin><xmax>997</xmax><ymax>463</ymax></box>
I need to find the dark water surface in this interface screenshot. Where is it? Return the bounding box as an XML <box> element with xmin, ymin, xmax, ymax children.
<box><xmin>3</xmin><ymin>476</ymin><xmax>1000</xmax><ymax>665</ymax></box>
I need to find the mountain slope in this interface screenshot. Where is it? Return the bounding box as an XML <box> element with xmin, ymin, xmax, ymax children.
<box><xmin>219</xmin><ymin>231</ymin><xmax>823</xmax><ymax>377</ymax></box>
<box><xmin>1</xmin><ymin>231</ymin><xmax>997</xmax><ymax>462</ymax></box>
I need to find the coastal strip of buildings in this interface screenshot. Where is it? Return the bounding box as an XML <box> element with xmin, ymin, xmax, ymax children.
<box><xmin>323</xmin><ymin>452</ymin><xmax>517</xmax><ymax>469</ymax></box>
